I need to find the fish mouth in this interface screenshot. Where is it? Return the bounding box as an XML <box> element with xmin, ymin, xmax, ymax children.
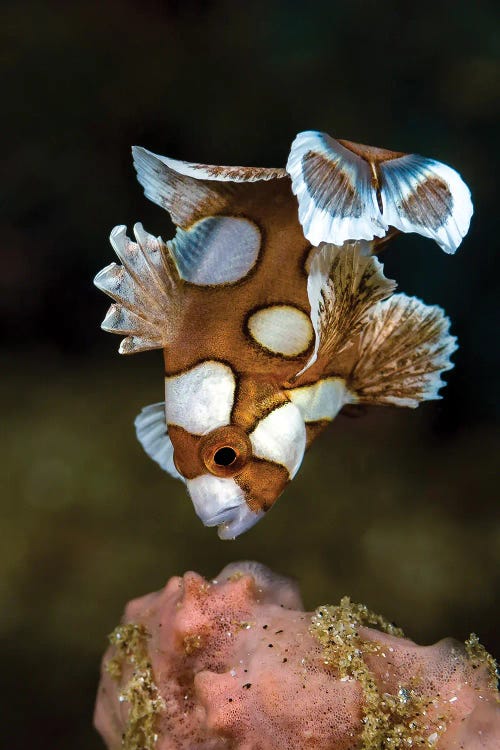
<box><xmin>203</xmin><ymin>504</ymin><xmax>242</xmax><ymax>527</ymax></box>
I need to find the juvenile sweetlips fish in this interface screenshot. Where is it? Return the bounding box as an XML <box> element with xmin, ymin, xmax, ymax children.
<box><xmin>95</xmin><ymin>130</ymin><xmax>472</xmax><ymax>539</ymax></box>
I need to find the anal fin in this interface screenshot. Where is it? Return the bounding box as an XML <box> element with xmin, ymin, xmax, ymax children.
<box><xmin>348</xmin><ymin>294</ymin><xmax>457</xmax><ymax>407</ymax></box>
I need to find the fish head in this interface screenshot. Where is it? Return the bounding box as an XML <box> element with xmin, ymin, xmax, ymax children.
<box><xmin>159</xmin><ymin>362</ymin><xmax>307</xmax><ymax>538</ymax></box>
<box><xmin>168</xmin><ymin>397</ymin><xmax>307</xmax><ymax>538</ymax></box>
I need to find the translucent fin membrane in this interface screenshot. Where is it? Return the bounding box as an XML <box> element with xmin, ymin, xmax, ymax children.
<box><xmin>169</xmin><ymin>216</ymin><xmax>261</xmax><ymax>285</ymax></box>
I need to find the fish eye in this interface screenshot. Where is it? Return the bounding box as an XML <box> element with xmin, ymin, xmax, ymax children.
<box><xmin>199</xmin><ymin>426</ymin><xmax>251</xmax><ymax>478</ymax></box>
<box><xmin>214</xmin><ymin>447</ymin><xmax>237</xmax><ymax>467</ymax></box>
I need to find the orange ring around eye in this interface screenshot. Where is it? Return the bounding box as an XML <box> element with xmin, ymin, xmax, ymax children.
<box><xmin>199</xmin><ymin>426</ymin><xmax>252</xmax><ymax>478</ymax></box>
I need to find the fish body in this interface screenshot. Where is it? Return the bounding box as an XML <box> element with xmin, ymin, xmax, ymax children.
<box><xmin>95</xmin><ymin>131</ymin><xmax>472</xmax><ymax>538</ymax></box>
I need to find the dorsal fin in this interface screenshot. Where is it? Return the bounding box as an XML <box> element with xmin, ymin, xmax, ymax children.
<box><xmin>132</xmin><ymin>146</ymin><xmax>287</xmax><ymax>228</ymax></box>
<box><xmin>286</xmin><ymin>130</ymin><xmax>473</xmax><ymax>253</ymax></box>
<box><xmin>94</xmin><ymin>223</ymin><xmax>182</xmax><ymax>354</ymax></box>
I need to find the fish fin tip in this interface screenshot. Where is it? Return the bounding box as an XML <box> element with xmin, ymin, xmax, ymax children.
<box><xmin>96</xmin><ymin>224</ymin><xmax>181</xmax><ymax>353</ymax></box>
<box><xmin>349</xmin><ymin>293</ymin><xmax>458</xmax><ymax>407</ymax></box>
<box><xmin>379</xmin><ymin>154</ymin><xmax>473</xmax><ymax>254</ymax></box>
<box><xmin>135</xmin><ymin>402</ymin><xmax>184</xmax><ymax>481</ymax></box>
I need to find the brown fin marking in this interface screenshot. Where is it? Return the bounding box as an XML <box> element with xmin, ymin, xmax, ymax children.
<box><xmin>187</xmin><ymin>163</ymin><xmax>287</xmax><ymax>181</ymax></box>
<box><xmin>95</xmin><ymin>224</ymin><xmax>183</xmax><ymax>355</ymax></box>
<box><xmin>348</xmin><ymin>293</ymin><xmax>457</xmax><ymax>408</ymax></box>
<box><xmin>301</xmin><ymin>150</ymin><xmax>365</xmax><ymax>216</ymax></box>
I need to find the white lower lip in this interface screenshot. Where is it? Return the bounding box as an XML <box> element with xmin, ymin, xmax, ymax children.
<box><xmin>203</xmin><ymin>505</ymin><xmax>241</xmax><ymax>527</ymax></box>
<box><xmin>187</xmin><ymin>474</ymin><xmax>246</xmax><ymax>527</ymax></box>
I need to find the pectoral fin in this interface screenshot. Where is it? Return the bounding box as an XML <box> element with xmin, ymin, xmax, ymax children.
<box><xmin>134</xmin><ymin>402</ymin><xmax>185</xmax><ymax>481</ymax></box>
<box><xmin>348</xmin><ymin>294</ymin><xmax>457</xmax><ymax>407</ymax></box>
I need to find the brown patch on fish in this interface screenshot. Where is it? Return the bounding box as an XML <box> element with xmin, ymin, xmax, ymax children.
<box><xmin>338</xmin><ymin>139</ymin><xmax>406</xmax><ymax>163</ymax></box>
<box><xmin>231</xmin><ymin>377</ymin><xmax>289</xmax><ymax>433</ymax></box>
<box><xmin>235</xmin><ymin>459</ymin><xmax>290</xmax><ymax>513</ymax></box>
<box><xmin>167</xmin><ymin>425</ymin><xmax>203</xmax><ymax>480</ymax></box>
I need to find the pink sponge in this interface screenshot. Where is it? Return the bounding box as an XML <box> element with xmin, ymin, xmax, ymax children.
<box><xmin>94</xmin><ymin>562</ymin><xmax>499</xmax><ymax>749</ymax></box>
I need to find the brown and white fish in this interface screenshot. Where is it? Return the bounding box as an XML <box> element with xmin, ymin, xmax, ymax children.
<box><xmin>94</xmin><ymin>130</ymin><xmax>472</xmax><ymax>539</ymax></box>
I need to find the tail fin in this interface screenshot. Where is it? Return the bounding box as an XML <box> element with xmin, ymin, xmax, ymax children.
<box><xmin>287</xmin><ymin>130</ymin><xmax>473</xmax><ymax>253</ymax></box>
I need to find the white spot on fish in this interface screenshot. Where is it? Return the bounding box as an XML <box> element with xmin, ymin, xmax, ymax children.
<box><xmin>286</xmin><ymin>378</ymin><xmax>354</xmax><ymax>422</ymax></box>
<box><xmin>247</xmin><ymin>305</ymin><xmax>313</xmax><ymax>357</ymax></box>
<box><xmin>165</xmin><ymin>361</ymin><xmax>235</xmax><ymax>435</ymax></box>
<box><xmin>249</xmin><ymin>403</ymin><xmax>306</xmax><ymax>477</ymax></box>
<box><xmin>170</xmin><ymin>216</ymin><xmax>261</xmax><ymax>285</ymax></box>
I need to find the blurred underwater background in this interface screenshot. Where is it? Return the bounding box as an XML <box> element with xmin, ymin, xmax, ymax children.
<box><xmin>1</xmin><ymin>1</ymin><xmax>499</xmax><ymax>748</ymax></box>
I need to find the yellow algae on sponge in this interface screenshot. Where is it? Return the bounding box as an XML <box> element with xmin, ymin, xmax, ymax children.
<box><xmin>465</xmin><ymin>633</ymin><xmax>500</xmax><ymax>693</ymax></box>
<box><xmin>105</xmin><ymin>624</ymin><xmax>165</xmax><ymax>750</ymax></box>
<box><xmin>310</xmin><ymin>598</ymin><xmax>446</xmax><ymax>749</ymax></box>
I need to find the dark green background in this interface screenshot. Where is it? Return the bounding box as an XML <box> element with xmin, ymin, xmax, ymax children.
<box><xmin>2</xmin><ymin>1</ymin><xmax>498</xmax><ymax>748</ymax></box>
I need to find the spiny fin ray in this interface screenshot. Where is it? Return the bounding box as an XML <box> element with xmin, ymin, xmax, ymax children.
<box><xmin>349</xmin><ymin>293</ymin><xmax>458</xmax><ymax>407</ymax></box>
<box><xmin>94</xmin><ymin>224</ymin><xmax>182</xmax><ymax>354</ymax></box>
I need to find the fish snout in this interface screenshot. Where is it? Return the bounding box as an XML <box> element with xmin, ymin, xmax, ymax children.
<box><xmin>186</xmin><ymin>474</ymin><xmax>264</xmax><ymax>540</ymax></box>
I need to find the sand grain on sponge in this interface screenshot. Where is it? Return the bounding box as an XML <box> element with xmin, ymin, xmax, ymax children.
<box><xmin>94</xmin><ymin>562</ymin><xmax>500</xmax><ymax>750</ymax></box>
